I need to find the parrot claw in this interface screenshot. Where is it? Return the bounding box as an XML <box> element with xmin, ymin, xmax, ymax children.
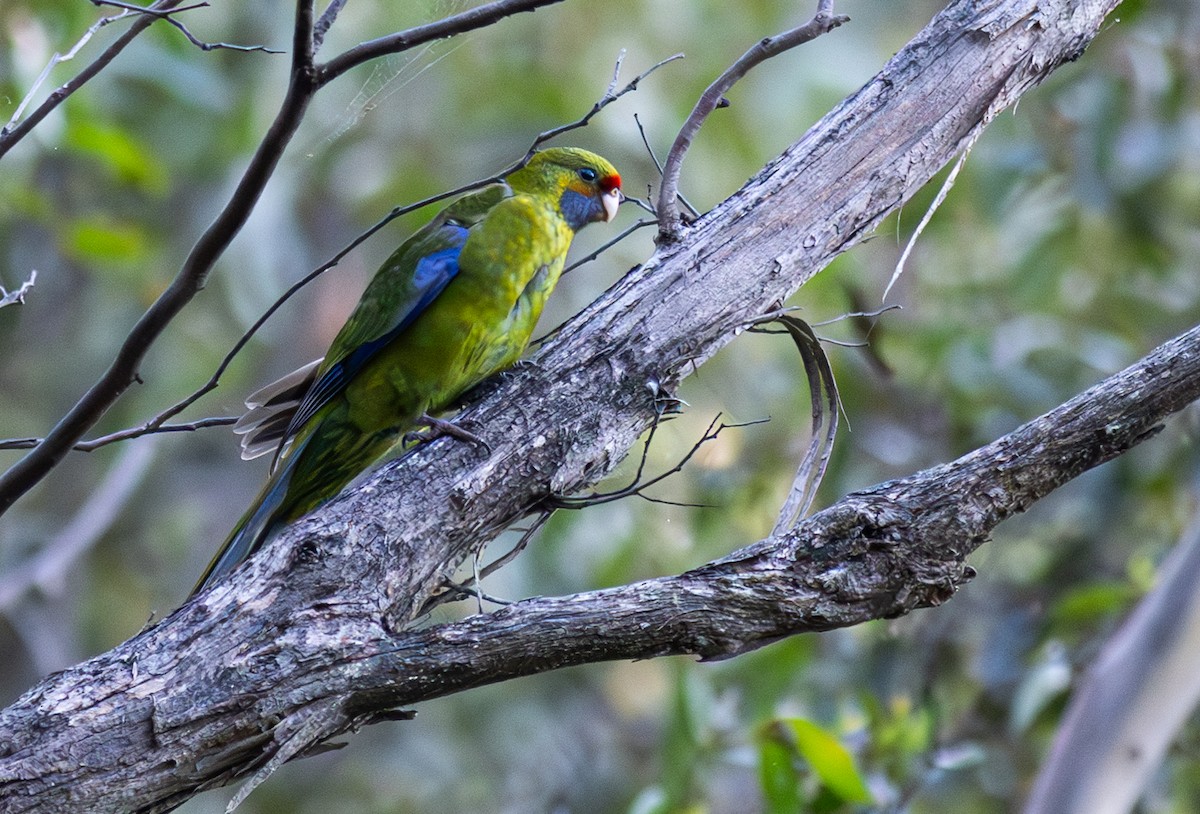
<box><xmin>408</xmin><ymin>414</ymin><xmax>492</xmax><ymax>454</ymax></box>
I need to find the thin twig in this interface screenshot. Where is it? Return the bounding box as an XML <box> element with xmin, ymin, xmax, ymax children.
<box><xmin>656</xmin><ymin>0</ymin><xmax>848</xmax><ymax>241</ymax></box>
<box><xmin>883</xmin><ymin>130</ymin><xmax>979</xmax><ymax>300</ymax></box>
<box><xmin>0</xmin><ymin>1</ymin><xmax>186</xmax><ymax>157</ymax></box>
<box><xmin>562</xmin><ymin>218</ymin><xmax>655</xmax><ymax>276</ymax></box>
<box><xmin>526</xmin><ymin>52</ymin><xmax>684</xmax><ymax>150</ymax></box>
<box><xmin>3</xmin><ymin>11</ymin><xmax>129</xmax><ymax>137</ymax></box>
<box><xmin>810</xmin><ymin>304</ymin><xmax>901</xmax><ymax>327</ymax></box>
<box><xmin>418</xmin><ymin>510</ymin><xmax>554</xmax><ymax>615</ymax></box>
<box><xmin>546</xmin><ymin>414</ymin><xmax>769</xmax><ymax>509</ymax></box>
<box><xmin>0</xmin><ymin>271</ymin><xmax>37</xmax><ymax>310</ymax></box>
<box><xmin>317</xmin><ymin>0</ymin><xmax>570</xmax><ymax>86</ymax></box>
<box><xmin>91</xmin><ymin>0</ymin><xmax>283</xmax><ymax>53</ymax></box>
<box><xmin>635</xmin><ymin>113</ymin><xmax>664</xmax><ymax>175</ymax></box>
<box><xmin>634</xmin><ymin>112</ymin><xmax>699</xmax><ymax>218</ymax></box>
<box><xmin>0</xmin><ymin>417</ymin><xmax>237</xmax><ymax>452</ymax></box>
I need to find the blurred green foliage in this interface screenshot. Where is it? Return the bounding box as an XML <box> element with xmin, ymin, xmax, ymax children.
<box><xmin>2</xmin><ymin>0</ymin><xmax>1199</xmax><ymax>812</ymax></box>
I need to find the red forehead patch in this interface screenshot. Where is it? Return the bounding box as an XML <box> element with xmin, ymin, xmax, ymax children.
<box><xmin>600</xmin><ymin>173</ymin><xmax>622</xmax><ymax>192</ymax></box>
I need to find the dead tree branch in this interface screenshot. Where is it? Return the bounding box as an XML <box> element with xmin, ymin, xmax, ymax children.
<box><xmin>0</xmin><ymin>0</ymin><xmax>1130</xmax><ymax>811</ymax></box>
<box><xmin>0</xmin><ymin>271</ymin><xmax>36</xmax><ymax>310</ymax></box>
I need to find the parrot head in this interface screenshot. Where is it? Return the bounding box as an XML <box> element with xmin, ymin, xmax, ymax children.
<box><xmin>507</xmin><ymin>147</ymin><xmax>622</xmax><ymax>231</ymax></box>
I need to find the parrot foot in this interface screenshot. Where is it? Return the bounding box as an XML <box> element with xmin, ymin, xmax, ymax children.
<box><xmin>408</xmin><ymin>414</ymin><xmax>492</xmax><ymax>453</ymax></box>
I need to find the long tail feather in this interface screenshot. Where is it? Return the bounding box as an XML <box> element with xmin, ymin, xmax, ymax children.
<box><xmin>190</xmin><ymin>441</ymin><xmax>306</xmax><ymax>597</ymax></box>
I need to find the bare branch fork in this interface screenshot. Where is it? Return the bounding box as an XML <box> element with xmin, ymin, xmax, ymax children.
<box><xmin>655</xmin><ymin>0</ymin><xmax>850</xmax><ymax>240</ymax></box>
<box><xmin>0</xmin><ymin>2</ymin><xmax>1133</xmax><ymax>809</ymax></box>
<box><xmin>0</xmin><ymin>271</ymin><xmax>37</xmax><ymax>310</ymax></box>
<box><xmin>0</xmin><ymin>0</ymin><xmax>582</xmax><ymax>516</ymax></box>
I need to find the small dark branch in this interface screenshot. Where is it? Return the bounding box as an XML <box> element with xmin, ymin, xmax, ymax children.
<box><xmin>0</xmin><ymin>1</ymin><xmax>186</xmax><ymax>159</ymax></box>
<box><xmin>317</xmin><ymin>0</ymin><xmax>569</xmax><ymax>86</ymax></box>
<box><xmin>419</xmin><ymin>512</ymin><xmax>553</xmax><ymax>614</ymax></box>
<box><xmin>527</xmin><ymin>52</ymin><xmax>685</xmax><ymax>149</ymax></box>
<box><xmin>562</xmin><ymin>218</ymin><xmax>655</xmax><ymax>276</ymax></box>
<box><xmin>0</xmin><ymin>271</ymin><xmax>37</xmax><ymax>309</ymax></box>
<box><xmin>0</xmin><ymin>0</ymin><xmax>320</xmax><ymax>517</ymax></box>
<box><xmin>656</xmin><ymin>0</ymin><xmax>849</xmax><ymax>241</ymax></box>
<box><xmin>634</xmin><ymin>112</ymin><xmax>664</xmax><ymax>174</ymax></box>
<box><xmin>91</xmin><ymin>0</ymin><xmax>284</xmax><ymax>52</ymax></box>
<box><xmin>546</xmin><ymin>414</ymin><xmax>768</xmax><ymax>509</ymax></box>
<box><xmin>0</xmin><ymin>417</ymin><xmax>236</xmax><ymax>452</ymax></box>
<box><xmin>634</xmin><ymin>112</ymin><xmax>700</xmax><ymax>219</ymax></box>
<box><xmin>313</xmin><ymin>0</ymin><xmax>349</xmax><ymax>52</ymax></box>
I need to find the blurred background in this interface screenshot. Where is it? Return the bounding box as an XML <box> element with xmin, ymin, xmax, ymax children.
<box><xmin>2</xmin><ymin>0</ymin><xmax>1199</xmax><ymax>811</ymax></box>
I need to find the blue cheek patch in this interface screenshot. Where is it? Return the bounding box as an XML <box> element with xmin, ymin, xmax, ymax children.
<box><xmin>559</xmin><ymin>188</ymin><xmax>598</xmax><ymax>231</ymax></box>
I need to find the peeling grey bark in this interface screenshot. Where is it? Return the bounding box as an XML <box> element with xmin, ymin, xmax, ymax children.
<box><xmin>0</xmin><ymin>0</ymin><xmax>1142</xmax><ymax>811</ymax></box>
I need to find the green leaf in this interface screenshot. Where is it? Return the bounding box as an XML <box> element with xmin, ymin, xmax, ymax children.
<box><xmin>1009</xmin><ymin>644</ymin><xmax>1071</xmax><ymax>734</ymax></box>
<box><xmin>65</xmin><ymin>217</ymin><xmax>149</xmax><ymax>265</ymax></box>
<box><xmin>784</xmin><ymin>718</ymin><xmax>872</xmax><ymax>805</ymax></box>
<box><xmin>1049</xmin><ymin>581</ymin><xmax>1137</xmax><ymax>629</ymax></box>
<box><xmin>66</xmin><ymin>119</ymin><xmax>169</xmax><ymax>194</ymax></box>
<box><xmin>758</xmin><ymin>735</ymin><xmax>803</xmax><ymax>814</ymax></box>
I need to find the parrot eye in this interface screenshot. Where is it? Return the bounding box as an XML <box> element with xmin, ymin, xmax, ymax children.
<box><xmin>577</xmin><ymin>167</ymin><xmax>598</xmax><ymax>182</ymax></box>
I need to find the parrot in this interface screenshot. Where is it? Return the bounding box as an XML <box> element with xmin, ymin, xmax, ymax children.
<box><xmin>192</xmin><ymin>147</ymin><xmax>622</xmax><ymax>596</ymax></box>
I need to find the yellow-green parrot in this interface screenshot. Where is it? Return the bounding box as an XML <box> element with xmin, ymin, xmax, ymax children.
<box><xmin>192</xmin><ymin>147</ymin><xmax>622</xmax><ymax>595</ymax></box>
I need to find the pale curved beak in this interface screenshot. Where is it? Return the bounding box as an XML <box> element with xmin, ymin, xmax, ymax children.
<box><xmin>601</xmin><ymin>188</ymin><xmax>622</xmax><ymax>223</ymax></box>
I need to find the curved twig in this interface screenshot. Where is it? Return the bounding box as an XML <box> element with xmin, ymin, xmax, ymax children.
<box><xmin>655</xmin><ymin>0</ymin><xmax>849</xmax><ymax>241</ymax></box>
<box><xmin>770</xmin><ymin>315</ymin><xmax>840</xmax><ymax>532</ymax></box>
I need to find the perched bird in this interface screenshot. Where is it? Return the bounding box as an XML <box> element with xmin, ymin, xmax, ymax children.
<box><xmin>192</xmin><ymin>147</ymin><xmax>622</xmax><ymax>595</ymax></box>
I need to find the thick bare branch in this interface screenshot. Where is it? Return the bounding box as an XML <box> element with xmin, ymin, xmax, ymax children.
<box><xmin>1024</xmin><ymin>508</ymin><xmax>1200</xmax><ymax>814</ymax></box>
<box><xmin>0</xmin><ymin>0</ymin><xmax>1129</xmax><ymax>810</ymax></box>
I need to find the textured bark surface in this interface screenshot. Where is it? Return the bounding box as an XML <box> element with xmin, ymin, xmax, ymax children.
<box><xmin>0</xmin><ymin>0</ymin><xmax>1142</xmax><ymax>811</ymax></box>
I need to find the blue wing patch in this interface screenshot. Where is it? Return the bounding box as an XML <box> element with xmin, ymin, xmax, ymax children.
<box><xmin>281</xmin><ymin>224</ymin><xmax>468</xmax><ymax>442</ymax></box>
